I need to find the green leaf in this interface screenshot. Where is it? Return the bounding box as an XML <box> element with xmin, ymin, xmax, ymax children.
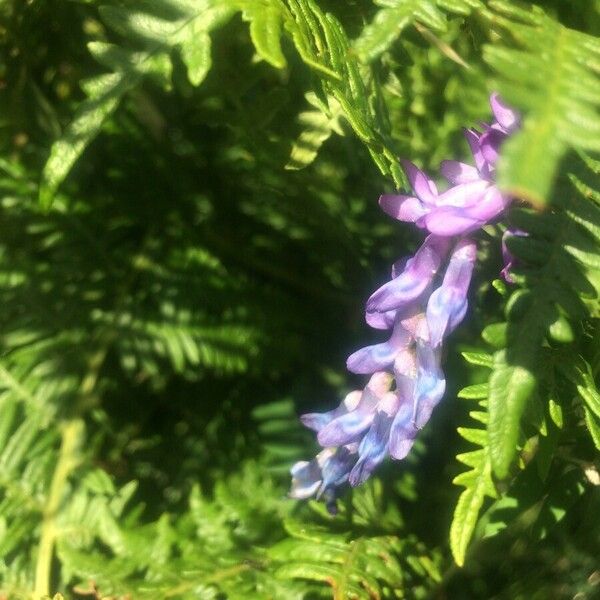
<box><xmin>286</xmin><ymin>95</ymin><xmax>343</xmax><ymax>170</ymax></box>
<box><xmin>353</xmin><ymin>0</ymin><xmax>448</xmax><ymax>62</ymax></box>
<box><xmin>457</xmin><ymin>383</ymin><xmax>489</xmax><ymax>400</ymax></box>
<box><xmin>180</xmin><ymin>31</ymin><xmax>212</xmax><ymax>86</ymax></box>
<box><xmin>450</xmin><ymin>447</ymin><xmax>493</xmax><ymax>567</ymax></box>
<box><xmin>272</xmin><ymin>519</ymin><xmax>408</xmax><ymax>599</ymax></box>
<box><xmin>584</xmin><ymin>408</ymin><xmax>600</xmax><ymax>450</ymax></box>
<box><xmin>488</xmin><ymin>351</ymin><xmax>536</xmax><ymax>479</ymax></box>
<box><xmin>39</xmin><ymin>74</ymin><xmax>130</xmax><ymax>210</ymax></box>
<box><xmin>576</xmin><ymin>364</ymin><xmax>600</xmax><ymax>420</ymax></box>
<box><xmin>548</xmin><ymin>397</ymin><xmax>563</xmax><ymax>429</ymax></box>
<box><xmin>245</xmin><ymin>4</ymin><xmax>287</xmax><ymax>68</ymax></box>
<box><xmin>461</xmin><ymin>351</ymin><xmax>493</xmax><ymax>368</ymax></box>
<box><xmin>481</xmin><ymin>322</ymin><xmax>507</xmax><ymax>348</ymax></box>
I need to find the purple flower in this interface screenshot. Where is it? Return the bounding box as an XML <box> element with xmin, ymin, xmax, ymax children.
<box><xmin>312</xmin><ymin>372</ymin><xmax>393</xmax><ymax>447</ymax></box>
<box><xmin>380</xmin><ymin>160</ymin><xmax>509</xmax><ymax>237</ymax></box>
<box><xmin>412</xmin><ymin>340</ymin><xmax>445</xmax><ymax>429</ymax></box>
<box><xmin>379</xmin><ymin>94</ymin><xmax>519</xmax><ymax>238</ymax></box>
<box><xmin>462</xmin><ymin>92</ymin><xmax>519</xmax><ymax>177</ymax></box>
<box><xmin>346</xmin><ymin>311</ymin><xmax>413</xmax><ymax>374</ymax></box>
<box><xmin>291</xmin><ymin>92</ymin><xmax>519</xmax><ymax>508</ymax></box>
<box><xmin>426</xmin><ymin>238</ymin><xmax>476</xmax><ymax>347</ymax></box>
<box><xmin>490</xmin><ymin>92</ymin><xmax>519</xmax><ymax>134</ymax></box>
<box><xmin>348</xmin><ymin>391</ymin><xmax>400</xmax><ymax>485</ymax></box>
<box><xmin>366</xmin><ymin>234</ymin><xmax>450</xmax><ymax>313</ymax></box>
<box><xmin>290</xmin><ymin>445</ymin><xmax>358</xmax><ymax>512</ymax></box>
<box><xmin>388</xmin><ymin>347</ymin><xmax>418</xmax><ymax>459</ymax></box>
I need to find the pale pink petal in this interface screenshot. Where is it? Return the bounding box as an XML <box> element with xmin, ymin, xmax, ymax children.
<box><xmin>379</xmin><ymin>194</ymin><xmax>428</xmax><ymax>223</ymax></box>
<box><xmin>424</xmin><ymin>207</ymin><xmax>482</xmax><ymax>236</ymax></box>
<box><xmin>490</xmin><ymin>92</ymin><xmax>519</xmax><ymax>132</ymax></box>
<box><xmin>435</xmin><ymin>180</ymin><xmax>489</xmax><ymax>209</ymax></box>
<box><xmin>440</xmin><ymin>160</ymin><xmax>481</xmax><ymax>184</ymax></box>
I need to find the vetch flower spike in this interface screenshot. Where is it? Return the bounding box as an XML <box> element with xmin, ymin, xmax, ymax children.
<box><xmin>291</xmin><ymin>92</ymin><xmax>519</xmax><ymax>512</ymax></box>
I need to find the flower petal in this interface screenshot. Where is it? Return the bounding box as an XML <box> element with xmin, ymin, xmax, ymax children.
<box><xmin>413</xmin><ymin>342</ymin><xmax>445</xmax><ymax>429</ymax></box>
<box><xmin>317</xmin><ymin>408</ymin><xmax>375</xmax><ymax>446</ymax></box>
<box><xmin>365</xmin><ymin>309</ymin><xmax>396</xmax><ymax>330</ymax></box>
<box><xmin>289</xmin><ymin>458</ymin><xmax>324</xmax><ymax>499</ymax></box>
<box><xmin>490</xmin><ymin>92</ymin><xmax>519</xmax><ymax>132</ymax></box>
<box><xmin>317</xmin><ymin>446</ymin><xmax>357</xmax><ymax>498</ymax></box>
<box><xmin>300</xmin><ymin>390</ymin><xmax>362</xmax><ymax>432</ymax></box>
<box><xmin>367</xmin><ymin>371</ymin><xmax>396</xmax><ymax>397</ymax></box>
<box><xmin>440</xmin><ymin>160</ymin><xmax>481</xmax><ymax>184</ymax></box>
<box><xmin>435</xmin><ymin>179</ymin><xmax>490</xmax><ymax>208</ymax></box>
<box><xmin>379</xmin><ymin>194</ymin><xmax>428</xmax><ymax>223</ymax></box>
<box><xmin>388</xmin><ymin>402</ymin><xmax>417</xmax><ymax>460</ymax></box>
<box><xmin>400</xmin><ymin>160</ymin><xmax>438</xmax><ymax>203</ymax></box>
<box><xmin>462</xmin><ymin>185</ymin><xmax>507</xmax><ymax>221</ymax></box>
<box><xmin>400</xmin><ymin>310</ymin><xmax>428</xmax><ymax>341</ymax></box>
<box><xmin>394</xmin><ymin>347</ymin><xmax>418</xmax><ymax>382</ymax></box>
<box><xmin>389</xmin><ymin>355</ymin><xmax>418</xmax><ymax>459</ymax></box>
<box><xmin>423</xmin><ymin>207</ymin><xmax>482</xmax><ymax>236</ymax></box>
<box><xmin>391</xmin><ymin>257</ymin><xmax>409</xmax><ymax>279</ymax></box>
<box><xmin>464</xmin><ymin>128</ymin><xmax>486</xmax><ymax>173</ymax></box>
<box><xmin>348</xmin><ymin>393</ymin><xmax>399</xmax><ymax>486</ymax></box>
<box><xmin>317</xmin><ymin>373</ymin><xmax>393</xmax><ymax>446</ymax></box>
<box><xmin>426</xmin><ymin>238</ymin><xmax>476</xmax><ymax>347</ymax></box>
<box><xmin>366</xmin><ymin>235</ymin><xmax>450</xmax><ymax>313</ymax></box>
<box><xmin>479</xmin><ymin>128</ymin><xmax>505</xmax><ymax>166</ymax></box>
<box><xmin>346</xmin><ymin>319</ymin><xmax>411</xmax><ymax>374</ymax></box>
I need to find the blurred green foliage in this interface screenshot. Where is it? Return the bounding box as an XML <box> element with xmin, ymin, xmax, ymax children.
<box><xmin>0</xmin><ymin>0</ymin><xmax>599</xmax><ymax>598</ymax></box>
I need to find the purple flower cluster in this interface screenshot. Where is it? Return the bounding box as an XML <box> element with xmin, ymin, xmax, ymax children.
<box><xmin>290</xmin><ymin>94</ymin><xmax>519</xmax><ymax>510</ymax></box>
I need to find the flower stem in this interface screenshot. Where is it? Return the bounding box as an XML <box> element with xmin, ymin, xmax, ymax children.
<box><xmin>33</xmin><ymin>419</ymin><xmax>83</xmax><ymax>599</ymax></box>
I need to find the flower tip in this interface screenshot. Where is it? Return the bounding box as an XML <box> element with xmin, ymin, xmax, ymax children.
<box><xmin>345</xmin><ymin>352</ymin><xmax>362</xmax><ymax>374</ymax></box>
<box><xmin>399</xmin><ymin>158</ymin><xmax>417</xmax><ymax>173</ymax></box>
<box><xmin>489</xmin><ymin>92</ymin><xmax>519</xmax><ymax>132</ymax></box>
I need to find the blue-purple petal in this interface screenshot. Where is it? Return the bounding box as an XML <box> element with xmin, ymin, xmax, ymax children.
<box><xmin>317</xmin><ymin>446</ymin><xmax>357</xmax><ymax>497</ymax></box>
<box><xmin>388</xmin><ymin>402</ymin><xmax>417</xmax><ymax>460</ymax></box>
<box><xmin>300</xmin><ymin>390</ymin><xmax>362</xmax><ymax>432</ymax></box>
<box><xmin>413</xmin><ymin>342</ymin><xmax>445</xmax><ymax>429</ymax></box>
<box><xmin>289</xmin><ymin>459</ymin><xmax>324</xmax><ymax>499</ymax></box>
<box><xmin>346</xmin><ymin>319</ymin><xmax>411</xmax><ymax>374</ymax></box>
<box><xmin>366</xmin><ymin>235</ymin><xmax>450</xmax><ymax>313</ymax></box>
<box><xmin>426</xmin><ymin>239</ymin><xmax>476</xmax><ymax>347</ymax></box>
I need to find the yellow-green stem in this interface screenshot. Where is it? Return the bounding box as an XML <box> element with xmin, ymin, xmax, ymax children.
<box><xmin>33</xmin><ymin>419</ymin><xmax>83</xmax><ymax>599</ymax></box>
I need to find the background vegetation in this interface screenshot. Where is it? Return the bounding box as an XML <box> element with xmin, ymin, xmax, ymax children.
<box><xmin>0</xmin><ymin>0</ymin><xmax>599</xmax><ymax>598</ymax></box>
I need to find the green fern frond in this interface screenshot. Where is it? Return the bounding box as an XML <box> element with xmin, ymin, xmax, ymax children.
<box><xmin>271</xmin><ymin>517</ymin><xmax>438</xmax><ymax>598</ymax></box>
<box><xmin>41</xmin><ymin>0</ymin><xmax>414</xmax><ymax>206</ymax></box>
<box><xmin>484</xmin><ymin>0</ymin><xmax>600</xmax><ymax>205</ymax></box>
<box><xmin>485</xmin><ymin>155</ymin><xmax>600</xmax><ymax>479</ymax></box>
<box><xmin>268</xmin><ymin>478</ymin><xmax>441</xmax><ymax>598</ymax></box>
<box><xmin>353</xmin><ymin>0</ymin><xmax>487</xmax><ymax>63</ymax></box>
<box><xmin>450</xmin><ymin>357</ymin><xmax>497</xmax><ymax>567</ymax></box>
<box><xmin>39</xmin><ymin>0</ymin><xmax>235</xmax><ymax>208</ymax></box>
<box><xmin>354</xmin><ymin>0</ymin><xmax>446</xmax><ymax>62</ymax></box>
<box><xmin>235</xmin><ymin>0</ymin><xmax>288</xmax><ymax>69</ymax></box>
<box><xmin>285</xmin><ymin>93</ymin><xmax>344</xmax><ymax>170</ymax></box>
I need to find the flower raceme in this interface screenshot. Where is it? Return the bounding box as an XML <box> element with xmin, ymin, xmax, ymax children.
<box><xmin>290</xmin><ymin>94</ymin><xmax>519</xmax><ymax>511</ymax></box>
